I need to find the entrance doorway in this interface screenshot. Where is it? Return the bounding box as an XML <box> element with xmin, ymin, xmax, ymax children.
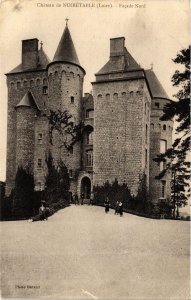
<box><xmin>81</xmin><ymin>177</ymin><xmax>91</xmax><ymax>199</ymax></box>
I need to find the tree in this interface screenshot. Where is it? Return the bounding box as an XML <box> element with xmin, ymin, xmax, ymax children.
<box><xmin>160</xmin><ymin>47</ymin><xmax>190</xmax><ymax>165</ymax></box>
<box><xmin>44</xmin><ymin>152</ymin><xmax>70</xmax><ymax>207</ymax></box>
<box><xmin>48</xmin><ymin>109</ymin><xmax>84</xmax><ymax>151</ymax></box>
<box><xmin>12</xmin><ymin>167</ymin><xmax>35</xmax><ymax>219</ymax></box>
<box><xmin>154</xmin><ymin>47</ymin><xmax>190</xmax><ymax>216</ymax></box>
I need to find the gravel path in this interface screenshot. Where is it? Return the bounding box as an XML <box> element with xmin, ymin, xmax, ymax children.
<box><xmin>1</xmin><ymin>205</ymin><xmax>190</xmax><ymax>299</ymax></box>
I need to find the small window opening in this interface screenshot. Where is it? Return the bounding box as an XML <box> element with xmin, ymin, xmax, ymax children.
<box><xmin>71</xmin><ymin>96</ymin><xmax>74</xmax><ymax>103</ymax></box>
<box><xmin>37</xmin><ymin>159</ymin><xmax>42</xmax><ymax>168</ymax></box>
<box><xmin>43</xmin><ymin>86</ymin><xmax>48</xmax><ymax>95</ymax></box>
<box><xmin>155</xmin><ymin>102</ymin><xmax>160</xmax><ymax>108</ymax></box>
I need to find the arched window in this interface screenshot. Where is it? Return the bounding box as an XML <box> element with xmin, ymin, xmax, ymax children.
<box><xmin>62</xmin><ymin>70</ymin><xmax>66</xmax><ymax>76</ymax></box>
<box><xmin>106</xmin><ymin>93</ymin><xmax>110</xmax><ymax>100</ymax></box>
<box><xmin>163</xmin><ymin>124</ymin><xmax>166</xmax><ymax>131</ymax></box>
<box><xmin>122</xmin><ymin>92</ymin><xmax>126</xmax><ymax>98</ymax></box>
<box><xmin>36</xmin><ymin>78</ymin><xmax>40</xmax><ymax>86</ymax></box>
<box><xmin>43</xmin><ymin>78</ymin><xmax>48</xmax><ymax>85</ymax></box>
<box><xmin>10</xmin><ymin>82</ymin><xmax>14</xmax><ymax>88</ymax></box>
<box><xmin>23</xmin><ymin>80</ymin><xmax>28</xmax><ymax>87</ymax></box>
<box><xmin>30</xmin><ymin>80</ymin><xmax>34</xmax><ymax>87</ymax></box>
<box><xmin>98</xmin><ymin>94</ymin><xmax>102</xmax><ymax>100</ymax></box>
<box><xmin>130</xmin><ymin>91</ymin><xmax>134</xmax><ymax>97</ymax></box>
<box><xmin>55</xmin><ymin>71</ymin><xmax>58</xmax><ymax>77</ymax></box>
<box><xmin>136</xmin><ymin>91</ymin><xmax>140</xmax><ymax>96</ymax></box>
<box><xmin>70</xmin><ymin>72</ymin><xmax>74</xmax><ymax>77</ymax></box>
<box><xmin>113</xmin><ymin>93</ymin><xmax>118</xmax><ymax>100</ymax></box>
<box><xmin>17</xmin><ymin>81</ymin><xmax>21</xmax><ymax>89</ymax></box>
<box><xmin>158</xmin><ymin>124</ymin><xmax>161</xmax><ymax>130</ymax></box>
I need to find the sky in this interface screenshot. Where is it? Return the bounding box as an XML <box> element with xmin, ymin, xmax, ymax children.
<box><xmin>0</xmin><ymin>0</ymin><xmax>189</xmax><ymax>181</ymax></box>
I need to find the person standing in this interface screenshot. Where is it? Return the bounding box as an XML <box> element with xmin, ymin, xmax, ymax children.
<box><xmin>81</xmin><ymin>193</ymin><xmax>84</xmax><ymax>205</ymax></box>
<box><xmin>74</xmin><ymin>193</ymin><xmax>79</xmax><ymax>205</ymax></box>
<box><xmin>39</xmin><ymin>203</ymin><xmax>46</xmax><ymax>220</ymax></box>
<box><xmin>104</xmin><ymin>196</ymin><xmax>110</xmax><ymax>213</ymax></box>
<box><xmin>89</xmin><ymin>192</ymin><xmax>94</xmax><ymax>205</ymax></box>
<box><xmin>115</xmin><ymin>200</ymin><xmax>119</xmax><ymax>215</ymax></box>
<box><xmin>118</xmin><ymin>201</ymin><xmax>123</xmax><ymax>217</ymax></box>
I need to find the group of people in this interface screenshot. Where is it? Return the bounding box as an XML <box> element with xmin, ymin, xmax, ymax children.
<box><xmin>104</xmin><ymin>197</ymin><xmax>123</xmax><ymax>216</ymax></box>
<box><xmin>73</xmin><ymin>192</ymin><xmax>94</xmax><ymax>206</ymax></box>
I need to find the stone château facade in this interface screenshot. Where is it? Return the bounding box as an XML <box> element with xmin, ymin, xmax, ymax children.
<box><xmin>5</xmin><ymin>23</ymin><xmax>173</xmax><ymax>206</ymax></box>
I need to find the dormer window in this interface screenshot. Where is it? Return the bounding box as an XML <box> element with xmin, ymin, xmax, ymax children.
<box><xmin>43</xmin><ymin>86</ymin><xmax>48</xmax><ymax>94</ymax></box>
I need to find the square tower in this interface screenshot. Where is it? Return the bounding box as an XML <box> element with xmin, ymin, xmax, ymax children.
<box><xmin>92</xmin><ymin>37</ymin><xmax>151</xmax><ymax>195</ymax></box>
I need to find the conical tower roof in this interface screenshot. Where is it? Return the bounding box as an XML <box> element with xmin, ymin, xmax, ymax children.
<box><xmin>15</xmin><ymin>91</ymin><xmax>40</xmax><ymax>110</ymax></box>
<box><xmin>145</xmin><ymin>69</ymin><xmax>170</xmax><ymax>100</ymax></box>
<box><xmin>53</xmin><ymin>25</ymin><xmax>80</xmax><ymax>67</ymax></box>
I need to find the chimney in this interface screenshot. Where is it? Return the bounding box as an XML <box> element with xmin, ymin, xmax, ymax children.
<box><xmin>110</xmin><ymin>37</ymin><xmax>125</xmax><ymax>57</ymax></box>
<box><xmin>22</xmin><ymin>39</ymin><xmax>39</xmax><ymax>69</ymax></box>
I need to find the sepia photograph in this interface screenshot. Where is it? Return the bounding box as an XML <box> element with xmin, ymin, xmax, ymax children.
<box><xmin>0</xmin><ymin>0</ymin><xmax>190</xmax><ymax>299</ymax></box>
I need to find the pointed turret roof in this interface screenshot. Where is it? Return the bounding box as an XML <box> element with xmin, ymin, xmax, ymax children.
<box><xmin>145</xmin><ymin>69</ymin><xmax>170</xmax><ymax>100</ymax></box>
<box><xmin>15</xmin><ymin>91</ymin><xmax>40</xmax><ymax>110</ymax></box>
<box><xmin>52</xmin><ymin>25</ymin><xmax>80</xmax><ymax>67</ymax></box>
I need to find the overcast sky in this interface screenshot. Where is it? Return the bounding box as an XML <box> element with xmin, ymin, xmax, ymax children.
<box><xmin>0</xmin><ymin>0</ymin><xmax>189</xmax><ymax>181</ymax></box>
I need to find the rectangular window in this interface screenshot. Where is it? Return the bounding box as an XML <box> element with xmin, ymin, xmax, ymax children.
<box><xmin>86</xmin><ymin>150</ymin><xmax>93</xmax><ymax>166</ymax></box>
<box><xmin>86</xmin><ymin>109</ymin><xmax>94</xmax><ymax>118</ymax></box>
<box><xmin>145</xmin><ymin>149</ymin><xmax>147</xmax><ymax>167</ymax></box>
<box><xmin>155</xmin><ymin>102</ymin><xmax>159</xmax><ymax>108</ymax></box>
<box><xmin>160</xmin><ymin>139</ymin><xmax>167</xmax><ymax>154</ymax></box>
<box><xmin>161</xmin><ymin>181</ymin><xmax>166</xmax><ymax>198</ymax></box>
<box><xmin>160</xmin><ymin>160</ymin><xmax>166</xmax><ymax>171</ymax></box>
<box><xmin>37</xmin><ymin>159</ymin><xmax>42</xmax><ymax>168</ymax></box>
<box><xmin>38</xmin><ymin>133</ymin><xmax>43</xmax><ymax>144</ymax></box>
<box><xmin>43</xmin><ymin>86</ymin><xmax>48</xmax><ymax>95</ymax></box>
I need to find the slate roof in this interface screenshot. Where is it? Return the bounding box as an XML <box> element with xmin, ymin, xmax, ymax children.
<box><xmin>53</xmin><ymin>25</ymin><xmax>81</xmax><ymax>67</ymax></box>
<box><xmin>96</xmin><ymin>47</ymin><xmax>141</xmax><ymax>75</ymax></box>
<box><xmin>15</xmin><ymin>91</ymin><xmax>40</xmax><ymax>110</ymax></box>
<box><xmin>7</xmin><ymin>47</ymin><xmax>50</xmax><ymax>74</ymax></box>
<box><xmin>145</xmin><ymin>69</ymin><xmax>170</xmax><ymax>100</ymax></box>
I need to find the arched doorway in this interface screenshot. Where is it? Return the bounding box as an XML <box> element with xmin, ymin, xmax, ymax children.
<box><xmin>81</xmin><ymin>176</ymin><xmax>91</xmax><ymax>199</ymax></box>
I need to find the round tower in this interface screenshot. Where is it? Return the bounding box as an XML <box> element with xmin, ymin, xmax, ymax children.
<box><xmin>47</xmin><ymin>23</ymin><xmax>86</xmax><ymax>194</ymax></box>
<box><xmin>147</xmin><ymin>70</ymin><xmax>173</xmax><ymax>208</ymax></box>
<box><xmin>15</xmin><ymin>91</ymin><xmax>40</xmax><ymax>173</ymax></box>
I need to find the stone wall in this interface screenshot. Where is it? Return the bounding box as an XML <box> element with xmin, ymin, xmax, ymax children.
<box><xmin>16</xmin><ymin>107</ymin><xmax>37</xmax><ymax>172</ymax></box>
<box><xmin>93</xmin><ymin>78</ymin><xmax>151</xmax><ymax>196</ymax></box>
<box><xmin>5</xmin><ymin>70</ymin><xmax>47</xmax><ymax>195</ymax></box>
<box><xmin>47</xmin><ymin>62</ymin><xmax>85</xmax><ymax>194</ymax></box>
